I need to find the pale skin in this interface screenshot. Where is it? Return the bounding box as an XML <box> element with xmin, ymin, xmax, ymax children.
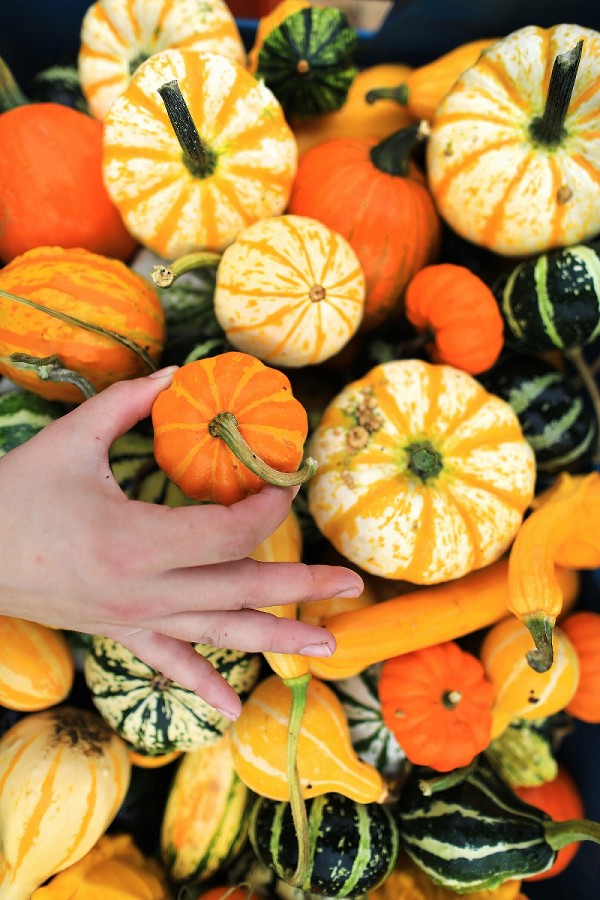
<box><xmin>0</xmin><ymin>368</ymin><xmax>364</xmax><ymax>719</ymax></box>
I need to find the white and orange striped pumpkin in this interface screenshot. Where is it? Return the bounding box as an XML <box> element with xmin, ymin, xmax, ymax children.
<box><xmin>102</xmin><ymin>49</ymin><xmax>297</xmax><ymax>258</ymax></box>
<box><xmin>0</xmin><ymin>617</ymin><xmax>74</xmax><ymax>711</ymax></box>
<box><xmin>426</xmin><ymin>23</ymin><xmax>600</xmax><ymax>255</ymax></box>
<box><xmin>78</xmin><ymin>0</ymin><xmax>246</xmax><ymax>121</ymax></box>
<box><xmin>307</xmin><ymin>359</ymin><xmax>536</xmax><ymax>584</ymax></box>
<box><xmin>0</xmin><ymin>706</ymin><xmax>131</xmax><ymax>899</ymax></box>
<box><xmin>214</xmin><ymin>214</ymin><xmax>366</xmax><ymax>367</ymax></box>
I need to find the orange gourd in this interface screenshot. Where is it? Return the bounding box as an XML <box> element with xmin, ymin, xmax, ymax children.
<box><xmin>0</xmin><ymin>617</ymin><xmax>74</xmax><ymax>711</ymax></box>
<box><xmin>151</xmin><ymin>352</ymin><xmax>315</xmax><ymax>506</ymax></box>
<box><xmin>379</xmin><ymin>641</ymin><xmax>495</xmax><ymax>772</ymax></box>
<box><xmin>560</xmin><ymin>611</ymin><xmax>600</xmax><ymax>722</ymax></box>
<box><xmin>404</xmin><ymin>263</ymin><xmax>504</xmax><ymax>374</ymax></box>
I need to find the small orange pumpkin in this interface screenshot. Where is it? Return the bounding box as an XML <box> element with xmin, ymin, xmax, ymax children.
<box><xmin>560</xmin><ymin>611</ymin><xmax>600</xmax><ymax>723</ymax></box>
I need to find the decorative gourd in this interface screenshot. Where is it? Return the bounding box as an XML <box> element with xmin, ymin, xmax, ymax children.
<box><xmin>513</xmin><ymin>766</ymin><xmax>585</xmax><ymax>880</ymax></box>
<box><xmin>84</xmin><ymin>637</ymin><xmax>261</xmax><ymax>755</ymax></box>
<box><xmin>0</xmin><ymin>390</ymin><xmax>66</xmax><ymax>457</ymax></box>
<box><xmin>479</xmin><ymin>617</ymin><xmax>580</xmax><ymax>739</ymax></box>
<box><xmin>102</xmin><ymin>49</ymin><xmax>297</xmax><ymax>258</ymax></box>
<box><xmin>253</xmin><ymin>5</ymin><xmax>357</xmax><ymax>118</ymax></box>
<box><xmin>298</xmin><ymin>575</ymin><xmax>377</xmax><ymax>626</ymax></box>
<box><xmin>160</xmin><ymin>730</ymin><xmax>251</xmax><ymax>884</ymax></box>
<box><xmin>396</xmin><ymin>757</ymin><xmax>600</xmax><ymax>893</ymax></box>
<box><xmin>213</xmin><ymin>214</ymin><xmax>366</xmax><ymax>367</ymax></box>
<box><xmin>561</xmin><ymin>611</ymin><xmax>600</xmax><ymax>722</ymax></box>
<box><xmin>426</xmin><ymin>24</ymin><xmax>600</xmax><ymax>256</ymax></box>
<box><xmin>484</xmin><ymin>716</ymin><xmax>563</xmax><ymax>789</ymax></box>
<box><xmin>0</xmin><ymin>706</ymin><xmax>131</xmax><ymax>900</ymax></box>
<box><xmin>230</xmin><ymin>673</ymin><xmax>387</xmax><ymax>804</ymax></box>
<box><xmin>307</xmin><ymin>359</ymin><xmax>536</xmax><ymax>584</ymax></box>
<box><xmin>0</xmin><ymin>616</ymin><xmax>74</xmax><ymax>711</ymax></box>
<box><xmin>0</xmin><ymin>246</ymin><xmax>165</xmax><ymax>402</ymax></box>
<box><xmin>247</xmin><ymin>0</ymin><xmax>312</xmax><ymax>74</ymax></box>
<box><xmin>30</xmin><ymin>833</ymin><xmax>168</xmax><ymax>899</ymax></box>
<box><xmin>288</xmin><ymin>123</ymin><xmax>441</xmax><ymax>330</ymax></box>
<box><xmin>30</xmin><ymin>64</ymin><xmax>88</xmax><ymax>113</ymax></box>
<box><xmin>365</xmin><ymin>38</ymin><xmax>497</xmax><ymax>122</ymax></box>
<box><xmin>108</xmin><ymin>430</ymin><xmax>199</xmax><ymax>509</ymax></box>
<box><xmin>78</xmin><ymin>0</ymin><xmax>246</xmax><ymax>121</ymax></box>
<box><xmin>0</xmin><ymin>100</ymin><xmax>137</xmax><ymax>264</ymax></box>
<box><xmin>152</xmin><ymin>352</ymin><xmax>316</xmax><ymax>506</ymax></box>
<box><xmin>379</xmin><ymin>641</ymin><xmax>495</xmax><ymax>772</ymax></box>
<box><xmin>249</xmin><ymin>791</ymin><xmax>399</xmax><ymax>896</ymax></box>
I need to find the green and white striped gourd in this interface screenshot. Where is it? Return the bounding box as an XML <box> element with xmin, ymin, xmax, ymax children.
<box><xmin>493</xmin><ymin>242</ymin><xmax>600</xmax><ymax>353</ymax></box>
<box><xmin>329</xmin><ymin>664</ymin><xmax>406</xmax><ymax>780</ymax></box>
<box><xmin>249</xmin><ymin>792</ymin><xmax>399</xmax><ymax>896</ymax></box>
<box><xmin>478</xmin><ymin>354</ymin><xmax>597</xmax><ymax>473</ymax></box>
<box><xmin>109</xmin><ymin>430</ymin><xmax>198</xmax><ymax>507</ymax></box>
<box><xmin>0</xmin><ymin>390</ymin><xmax>65</xmax><ymax>457</ymax></box>
<box><xmin>396</xmin><ymin>758</ymin><xmax>600</xmax><ymax>893</ymax></box>
<box><xmin>255</xmin><ymin>6</ymin><xmax>358</xmax><ymax>119</ymax></box>
<box><xmin>83</xmin><ymin>638</ymin><xmax>261</xmax><ymax>755</ymax></box>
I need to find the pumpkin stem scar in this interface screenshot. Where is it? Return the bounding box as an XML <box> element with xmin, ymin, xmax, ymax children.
<box><xmin>157</xmin><ymin>79</ymin><xmax>217</xmax><ymax>179</ymax></box>
<box><xmin>442</xmin><ymin>689</ymin><xmax>462</xmax><ymax>709</ymax></box>
<box><xmin>208</xmin><ymin>411</ymin><xmax>318</xmax><ymax>486</ymax></box>
<box><xmin>529</xmin><ymin>40</ymin><xmax>583</xmax><ymax>146</ymax></box>
<box><xmin>524</xmin><ymin>613</ymin><xmax>555</xmax><ymax>673</ymax></box>
<box><xmin>296</xmin><ymin>59</ymin><xmax>310</xmax><ymax>74</ymax></box>
<box><xmin>8</xmin><ymin>352</ymin><xmax>97</xmax><ymax>400</ymax></box>
<box><xmin>309</xmin><ymin>284</ymin><xmax>326</xmax><ymax>302</ymax></box>
<box><xmin>405</xmin><ymin>440</ymin><xmax>443</xmax><ymax>481</ymax></box>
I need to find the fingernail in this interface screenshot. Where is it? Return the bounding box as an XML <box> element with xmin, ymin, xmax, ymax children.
<box><xmin>299</xmin><ymin>642</ymin><xmax>334</xmax><ymax>658</ymax></box>
<box><xmin>332</xmin><ymin>585</ymin><xmax>362</xmax><ymax>598</ymax></box>
<box><xmin>149</xmin><ymin>365</ymin><xmax>179</xmax><ymax>379</ymax></box>
<box><xmin>214</xmin><ymin>705</ymin><xmax>240</xmax><ymax>721</ymax></box>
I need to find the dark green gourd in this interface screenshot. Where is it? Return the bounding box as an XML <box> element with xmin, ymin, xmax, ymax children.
<box><xmin>0</xmin><ymin>389</ymin><xmax>65</xmax><ymax>456</ymax></box>
<box><xmin>396</xmin><ymin>758</ymin><xmax>600</xmax><ymax>893</ymax></box>
<box><xmin>256</xmin><ymin>6</ymin><xmax>358</xmax><ymax>118</ymax></box>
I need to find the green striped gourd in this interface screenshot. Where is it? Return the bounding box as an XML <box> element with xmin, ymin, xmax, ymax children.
<box><xmin>109</xmin><ymin>431</ymin><xmax>199</xmax><ymax>507</ymax></box>
<box><xmin>396</xmin><ymin>758</ymin><xmax>600</xmax><ymax>893</ymax></box>
<box><xmin>255</xmin><ymin>6</ymin><xmax>358</xmax><ymax>118</ymax></box>
<box><xmin>0</xmin><ymin>390</ymin><xmax>65</xmax><ymax>457</ymax></box>
<box><xmin>83</xmin><ymin>638</ymin><xmax>261</xmax><ymax>755</ymax></box>
<box><xmin>249</xmin><ymin>792</ymin><xmax>399</xmax><ymax>896</ymax></box>
<box><xmin>160</xmin><ymin>730</ymin><xmax>252</xmax><ymax>884</ymax></box>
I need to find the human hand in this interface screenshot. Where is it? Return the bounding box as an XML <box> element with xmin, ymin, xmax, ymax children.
<box><xmin>0</xmin><ymin>368</ymin><xmax>363</xmax><ymax>719</ymax></box>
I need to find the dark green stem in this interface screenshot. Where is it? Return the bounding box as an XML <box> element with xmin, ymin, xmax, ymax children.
<box><xmin>283</xmin><ymin>673</ymin><xmax>312</xmax><ymax>888</ymax></box>
<box><xmin>157</xmin><ymin>80</ymin><xmax>216</xmax><ymax>178</ymax></box>
<box><xmin>208</xmin><ymin>412</ymin><xmax>318</xmax><ymax>487</ymax></box>
<box><xmin>418</xmin><ymin>760</ymin><xmax>478</xmax><ymax>796</ymax></box>
<box><xmin>524</xmin><ymin>614</ymin><xmax>555</xmax><ymax>674</ymax></box>
<box><xmin>405</xmin><ymin>439</ymin><xmax>443</xmax><ymax>482</ymax></box>
<box><xmin>545</xmin><ymin>817</ymin><xmax>600</xmax><ymax>850</ymax></box>
<box><xmin>529</xmin><ymin>41</ymin><xmax>583</xmax><ymax>146</ymax></box>
<box><xmin>565</xmin><ymin>346</ymin><xmax>600</xmax><ymax>463</ymax></box>
<box><xmin>151</xmin><ymin>251</ymin><xmax>222</xmax><ymax>288</ymax></box>
<box><xmin>0</xmin><ymin>55</ymin><xmax>28</xmax><ymax>112</ymax></box>
<box><xmin>365</xmin><ymin>83</ymin><xmax>410</xmax><ymax>107</ymax></box>
<box><xmin>9</xmin><ymin>353</ymin><xmax>97</xmax><ymax>400</ymax></box>
<box><xmin>369</xmin><ymin>120</ymin><xmax>430</xmax><ymax>176</ymax></box>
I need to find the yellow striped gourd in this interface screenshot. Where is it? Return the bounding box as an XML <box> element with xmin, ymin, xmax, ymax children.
<box><xmin>0</xmin><ymin>617</ymin><xmax>74</xmax><ymax>711</ymax></box>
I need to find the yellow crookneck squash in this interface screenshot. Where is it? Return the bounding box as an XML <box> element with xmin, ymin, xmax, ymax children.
<box><xmin>426</xmin><ymin>23</ymin><xmax>600</xmax><ymax>256</ymax></box>
<box><xmin>307</xmin><ymin>359</ymin><xmax>536</xmax><ymax>584</ymax></box>
<box><xmin>102</xmin><ymin>49</ymin><xmax>297</xmax><ymax>258</ymax></box>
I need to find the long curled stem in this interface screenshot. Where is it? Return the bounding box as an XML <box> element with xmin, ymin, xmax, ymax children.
<box><xmin>283</xmin><ymin>673</ymin><xmax>312</xmax><ymax>888</ymax></box>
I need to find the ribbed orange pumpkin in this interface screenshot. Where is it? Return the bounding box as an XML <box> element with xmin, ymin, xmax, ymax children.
<box><xmin>0</xmin><ymin>617</ymin><xmax>74</xmax><ymax>711</ymax></box>
<box><xmin>0</xmin><ymin>246</ymin><xmax>165</xmax><ymax>402</ymax></box>
<box><xmin>561</xmin><ymin>611</ymin><xmax>600</xmax><ymax>722</ymax></box>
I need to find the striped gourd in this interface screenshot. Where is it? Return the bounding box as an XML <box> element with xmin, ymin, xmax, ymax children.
<box><xmin>109</xmin><ymin>430</ymin><xmax>198</xmax><ymax>507</ymax></box>
<box><xmin>0</xmin><ymin>617</ymin><xmax>74</xmax><ymax>711</ymax></box>
<box><xmin>0</xmin><ymin>706</ymin><xmax>131</xmax><ymax>900</ymax></box>
<box><xmin>78</xmin><ymin>0</ymin><xmax>246</xmax><ymax>121</ymax></box>
<box><xmin>84</xmin><ymin>638</ymin><xmax>261</xmax><ymax>755</ymax></box>
<box><xmin>479</xmin><ymin>354</ymin><xmax>597</xmax><ymax>473</ymax></box>
<box><xmin>493</xmin><ymin>243</ymin><xmax>600</xmax><ymax>353</ymax></box>
<box><xmin>396</xmin><ymin>758</ymin><xmax>600</xmax><ymax>892</ymax></box>
<box><xmin>160</xmin><ymin>730</ymin><xmax>252</xmax><ymax>884</ymax></box>
<box><xmin>249</xmin><ymin>792</ymin><xmax>399</xmax><ymax>896</ymax></box>
<box><xmin>0</xmin><ymin>390</ymin><xmax>65</xmax><ymax>457</ymax></box>
<box><xmin>329</xmin><ymin>664</ymin><xmax>406</xmax><ymax>780</ymax></box>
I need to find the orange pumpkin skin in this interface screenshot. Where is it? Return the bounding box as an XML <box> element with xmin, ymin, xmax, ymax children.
<box><xmin>514</xmin><ymin>767</ymin><xmax>585</xmax><ymax>880</ymax></box>
<box><xmin>288</xmin><ymin>135</ymin><xmax>441</xmax><ymax>331</ymax></box>
<box><xmin>561</xmin><ymin>611</ymin><xmax>600</xmax><ymax>723</ymax></box>
<box><xmin>152</xmin><ymin>352</ymin><xmax>309</xmax><ymax>505</ymax></box>
<box><xmin>0</xmin><ymin>247</ymin><xmax>165</xmax><ymax>402</ymax></box>
<box><xmin>404</xmin><ymin>263</ymin><xmax>504</xmax><ymax>374</ymax></box>
<box><xmin>0</xmin><ymin>104</ymin><xmax>137</xmax><ymax>264</ymax></box>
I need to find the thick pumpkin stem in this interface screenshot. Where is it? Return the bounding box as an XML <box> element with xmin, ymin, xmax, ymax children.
<box><xmin>545</xmin><ymin>817</ymin><xmax>600</xmax><ymax>850</ymax></box>
<box><xmin>565</xmin><ymin>346</ymin><xmax>600</xmax><ymax>464</ymax></box>
<box><xmin>405</xmin><ymin>439</ymin><xmax>443</xmax><ymax>482</ymax></box>
<box><xmin>151</xmin><ymin>251</ymin><xmax>222</xmax><ymax>288</ymax></box>
<box><xmin>208</xmin><ymin>412</ymin><xmax>318</xmax><ymax>487</ymax></box>
<box><xmin>529</xmin><ymin>41</ymin><xmax>583</xmax><ymax>146</ymax></box>
<box><xmin>157</xmin><ymin>80</ymin><xmax>216</xmax><ymax>179</ymax></box>
<box><xmin>0</xmin><ymin>55</ymin><xmax>28</xmax><ymax>112</ymax></box>
<box><xmin>369</xmin><ymin>120</ymin><xmax>430</xmax><ymax>176</ymax></box>
<box><xmin>8</xmin><ymin>353</ymin><xmax>97</xmax><ymax>400</ymax></box>
<box><xmin>365</xmin><ymin>83</ymin><xmax>410</xmax><ymax>107</ymax></box>
<box><xmin>524</xmin><ymin>613</ymin><xmax>555</xmax><ymax>674</ymax></box>
<box><xmin>283</xmin><ymin>672</ymin><xmax>312</xmax><ymax>888</ymax></box>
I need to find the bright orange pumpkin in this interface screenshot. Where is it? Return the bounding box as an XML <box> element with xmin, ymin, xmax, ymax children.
<box><xmin>561</xmin><ymin>611</ymin><xmax>600</xmax><ymax>723</ymax></box>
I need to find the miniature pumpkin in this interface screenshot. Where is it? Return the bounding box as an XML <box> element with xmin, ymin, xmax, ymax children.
<box><xmin>560</xmin><ymin>611</ymin><xmax>600</xmax><ymax>722</ymax></box>
<box><xmin>78</xmin><ymin>0</ymin><xmax>246</xmax><ymax>121</ymax></box>
<box><xmin>213</xmin><ymin>214</ymin><xmax>366</xmax><ymax>367</ymax></box>
<box><xmin>102</xmin><ymin>49</ymin><xmax>297</xmax><ymax>259</ymax></box>
<box><xmin>379</xmin><ymin>641</ymin><xmax>495</xmax><ymax>772</ymax></box>
<box><xmin>307</xmin><ymin>359</ymin><xmax>536</xmax><ymax>584</ymax></box>
<box><xmin>0</xmin><ymin>617</ymin><xmax>74</xmax><ymax>711</ymax></box>
<box><xmin>426</xmin><ymin>24</ymin><xmax>600</xmax><ymax>255</ymax></box>
<box><xmin>404</xmin><ymin>263</ymin><xmax>504</xmax><ymax>374</ymax></box>
<box><xmin>247</xmin><ymin>0</ymin><xmax>313</xmax><ymax>74</ymax></box>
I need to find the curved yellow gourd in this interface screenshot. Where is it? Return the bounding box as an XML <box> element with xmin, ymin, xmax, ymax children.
<box><xmin>0</xmin><ymin>616</ymin><xmax>74</xmax><ymax>711</ymax></box>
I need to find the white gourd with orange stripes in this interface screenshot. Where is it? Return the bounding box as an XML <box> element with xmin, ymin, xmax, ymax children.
<box><xmin>78</xmin><ymin>0</ymin><xmax>246</xmax><ymax>120</ymax></box>
<box><xmin>0</xmin><ymin>617</ymin><xmax>74</xmax><ymax>711</ymax></box>
<box><xmin>214</xmin><ymin>214</ymin><xmax>366</xmax><ymax>367</ymax></box>
<box><xmin>0</xmin><ymin>706</ymin><xmax>131</xmax><ymax>900</ymax></box>
<box><xmin>102</xmin><ymin>49</ymin><xmax>297</xmax><ymax>258</ymax></box>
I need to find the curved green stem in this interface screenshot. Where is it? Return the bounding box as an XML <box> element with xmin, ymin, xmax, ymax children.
<box><xmin>0</xmin><ymin>287</ymin><xmax>157</xmax><ymax>372</ymax></box>
<box><xmin>524</xmin><ymin>614</ymin><xmax>555</xmax><ymax>673</ymax></box>
<box><xmin>405</xmin><ymin>439</ymin><xmax>443</xmax><ymax>482</ymax></box>
<box><xmin>8</xmin><ymin>353</ymin><xmax>97</xmax><ymax>400</ymax></box>
<box><xmin>283</xmin><ymin>672</ymin><xmax>312</xmax><ymax>888</ymax></box>
<box><xmin>157</xmin><ymin>80</ymin><xmax>216</xmax><ymax>179</ymax></box>
<box><xmin>0</xmin><ymin>55</ymin><xmax>28</xmax><ymax>112</ymax></box>
<box><xmin>365</xmin><ymin>83</ymin><xmax>410</xmax><ymax>107</ymax></box>
<box><xmin>151</xmin><ymin>251</ymin><xmax>222</xmax><ymax>288</ymax></box>
<box><xmin>209</xmin><ymin>412</ymin><xmax>318</xmax><ymax>487</ymax></box>
<box><xmin>545</xmin><ymin>817</ymin><xmax>600</xmax><ymax>850</ymax></box>
<box><xmin>369</xmin><ymin>120</ymin><xmax>430</xmax><ymax>176</ymax></box>
<box><xmin>565</xmin><ymin>346</ymin><xmax>600</xmax><ymax>464</ymax></box>
<box><xmin>529</xmin><ymin>41</ymin><xmax>583</xmax><ymax>146</ymax></box>
<box><xmin>418</xmin><ymin>759</ymin><xmax>478</xmax><ymax>796</ymax></box>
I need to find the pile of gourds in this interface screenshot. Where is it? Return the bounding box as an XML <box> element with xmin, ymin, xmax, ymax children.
<box><xmin>1</xmin><ymin>1</ymin><xmax>600</xmax><ymax>898</ymax></box>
